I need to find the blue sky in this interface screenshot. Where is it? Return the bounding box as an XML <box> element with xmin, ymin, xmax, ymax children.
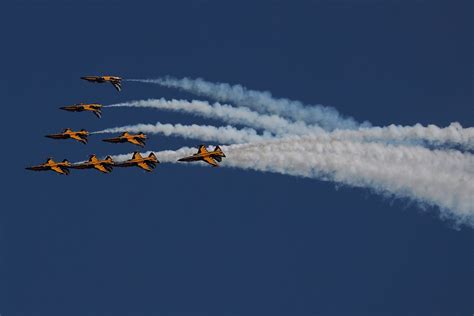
<box><xmin>0</xmin><ymin>1</ymin><xmax>472</xmax><ymax>315</ymax></box>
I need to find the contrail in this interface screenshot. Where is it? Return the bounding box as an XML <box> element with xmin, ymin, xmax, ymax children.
<box><xmin>93</xmin><ymin>122</ymin><xmax>270</xmax><ymax>144</ymax></box>
<box><xmin>113</xmin><ymin>137</ymin><xmax>474</xmax><ymax>227</ymax></box>
<box><xmin>106</xmin><ymin>99</ymin><xmax>474</xmax><ymax>149</ymax></box>
<box><xmin>126</xmin><ymin>77</ymin><xmax>368</xmax><ymax>130</ymax></box>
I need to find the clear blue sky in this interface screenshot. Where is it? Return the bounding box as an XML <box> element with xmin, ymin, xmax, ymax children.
<box><xmin>1</xmin><ymin>1</ymin><xmax>472</xmax><ymax>315</ymax></box>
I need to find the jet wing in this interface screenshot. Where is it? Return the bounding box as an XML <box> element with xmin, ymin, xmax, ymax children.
<box><xmin>50</xmin><ymin>166</ymin><xmax>69</xmax><ymax>175</ymax></box>
<box><xmin>92</xmin><ymin>110</ymin><xmax>102</xmax><ymax>119</ymax></box>
<box><xmin>202</xmin><ymin>156</ymin><xmax>219</xmax><ymax>167</ymax></box>
<box><xmin>69</xmin><ymin>134</ymin><xmax>87</xmax><ymax>144</ymax></box>
<box><xmin>128</xmin><ymin>138</ymin><xmax>145</xmax><ymax>147</ymax></box>
<box><xmin>137</xmin><ymin>162</ymin><xmax>153</xmax><ymax>172</ymax></box>
<box><xmin>132</xmin><ymin>152</ymin><xmax>143</xmax><ymax>159</ymax></box>
<box><xmin>94</xmin><ymin>164</ymin><xmax>111</xmax><ymax>173</ymax></box>
<box><xmin>198</xmin><ymin>145</ymin><xmax>208</xmax><ymax>154</ymax></box>
<box><xmin>111</xmin><ymin>82</ymin><xmax>122</xmax><ymax>92</ymax></box>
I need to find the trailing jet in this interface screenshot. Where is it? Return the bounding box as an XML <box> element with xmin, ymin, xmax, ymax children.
<box><xmin>26</xmin><ymin>158</ymin><xmax>71</xmax><ymax>175</ymax></box>
<box><xmin>60</xmin><ymin>103</ymin><xmax>103</xmax><ymax>118</ymax></box>
<box><xmin>114</xmin><ymin>152</ymin><xmax>159</xmax><ymax>172</ymax></box>
<box><xmin>102</xmin><ymin>132</ymin><xmax>147</xmax><ymax>147</ymax></box>
<box><xmin>178</xmin><ymin>145</ymin><xmax>226</xmax><ymax>167</ymax></box>
<box><xmin>45</xmin><ymin>128</ymin><xmax>89</xmax><ymax>144</ymax></box>
<box><xmin>81</xmin><ymin>75</ymin><xmax>122</xmax><ymax>92</ymax></box>
<box><xmin>70</xmin><ymin>154</ymin><xmax>114</xmax><ymax>173</ymax></box>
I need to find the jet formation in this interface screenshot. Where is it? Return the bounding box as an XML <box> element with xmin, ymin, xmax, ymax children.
<box><xmin>27</xmin><ymin>75</ymin><xmax>227</xmax><ymax>175</ymax></box>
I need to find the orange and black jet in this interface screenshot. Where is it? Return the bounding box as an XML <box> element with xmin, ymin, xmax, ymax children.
<box><xmin>26</xmin><ymin>158</ymin><xmax>71</xmax><ymax>175</ymax></box>
<box><xmin>81</xmin><ymin>75</ymin><xmax>122</xmax><ymax>92</ymax></box>
<box><xmin>45</xmin><ymin>128</ymin><xmax>89</xmax><ymax>144</ymax></box>
<box><xmin>178</xmin><ymin>145</ymin><xmax>226</xmax><ymax>167</ymax></box>
<box><xmin>70</xmin><ymin>154</ymin><xmax>114</xmax><ymax>173</ymax></box>
<box><xmin>102</xmin><ymin>132</ymin><xmax>147</xmax><ymax>147</ymax></box>
<box><xmin>60</xmin><ymin>103</ymin><xmax>103</xmax><ymax>118</ymax></box>
<box><xmin>115</xmin><ymin>152</ymin><xmax>159</xmax><ymax>172</ymax></box>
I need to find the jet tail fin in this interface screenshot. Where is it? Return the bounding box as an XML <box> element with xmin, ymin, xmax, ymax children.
<box><xmin>214</xmin><ymin>145</ymin><xmax>226</xmax><ymax>157</ymax></box>
<box><xmin>148</xmin><ymin>152</ymin><xmax>159</xmax><ymax>163</ymax></box>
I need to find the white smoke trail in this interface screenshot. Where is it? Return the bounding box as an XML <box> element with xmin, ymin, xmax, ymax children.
<box><xmin>106</xmin><ymin>98</ymin><xmax>474</xmax><ymax>149</ymax></box>
<box><xmin>332</xmin><ymin>122</ymin><xmax>474</xmax><ymax>150</ymax></box>
<box><xmin>106</xmin><ymin>98</ymin><xmax>323</xmax><ymax>136</ymax></box>
<box><xmin>112</xmin><ymin>147</ymin><xmax>193</xmax><ymax>163</ymax></box>
<box><xmin>93</xmin><ymin>122</ymin><xmax>270</xmax><ymax>144</ymax></box>
<box><xmin>126</xmin><ymin>77</ymin><xmax>368</xmax><ymax>130</ymax></box>
<box><xmin>113</xmin><ymin>137</ymin><xmax>474</xmax><ymax>227</ymax></box>
<box><xmin>109</xmin><ymin>78</ymin><xmax>473</xmax><ymax>227</ymax></box>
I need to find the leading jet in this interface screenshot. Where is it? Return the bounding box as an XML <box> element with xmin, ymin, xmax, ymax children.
<box><xmin>114</xmin><ymin>152</ymin><xmax>159</xmax><ymax>172</ymax></box>
<box><xmin>26</xmin><ymin>158</ymin><xmax>71</xmax><ymax>175</ymax></box>
<box><xmin>45</xmin><ymin>128</ymin><xmax>89</xmax><ymax>144</ymax></box>
<box><xmin>81</xmin><ymin>75</ymin><xmax>122</xmax><ymax>92</ymax></box>
<box><xmin>70</xmin><ymin>154</ymin><xmax>114</xmax><ymax>173</ymax></box>
<box><xmin>178</xmin><ymin>145</ymin><xmax>226</xmax><ymax>167</ymax></box>
<box><xmin>60</xmin><ymin>103</ymin><xmax>103</xmax><ymax>118</ymax></box>
<box><xmin>102</xmin><ymin>132</ymin><xmax>147</xmax><ymax>147</ymax></box>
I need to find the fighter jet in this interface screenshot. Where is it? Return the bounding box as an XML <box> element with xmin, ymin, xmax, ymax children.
<box><xmin>26</xmin><ymin>158</ymin><xmax>71</xmax><ymax>175</ymax></box>
<box><xmin>45</xmin><ymin>128</ymin><xmax>89</xmax><ymax>144</ymax></box>
<box><xmin>81</xmin><ymin>75</ymin><xmax>122</xmax><ymax>92</ymax></box>
<box><xmin>60</xmin><ymin>103</ymin><xmax>103</xmax><ymax>118</ymax></box>
<box><xmin>114</xmin><ymin>152</ymin><xmax>159</xmax><ymax>172</ymax></box>
<box><xmin>70</xmin><ymin>154</ymin><xmax>114</xmax><ymax>173</ymax></box>
<box><xmin>102</xmin><ymin>132</ymin><xmax>147</xmax><ymax>147</ymax></box>
<box><xmin>178</xmin><ymin>145</ymin><xmax>226</xmax><ymax>167</ymax></box>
